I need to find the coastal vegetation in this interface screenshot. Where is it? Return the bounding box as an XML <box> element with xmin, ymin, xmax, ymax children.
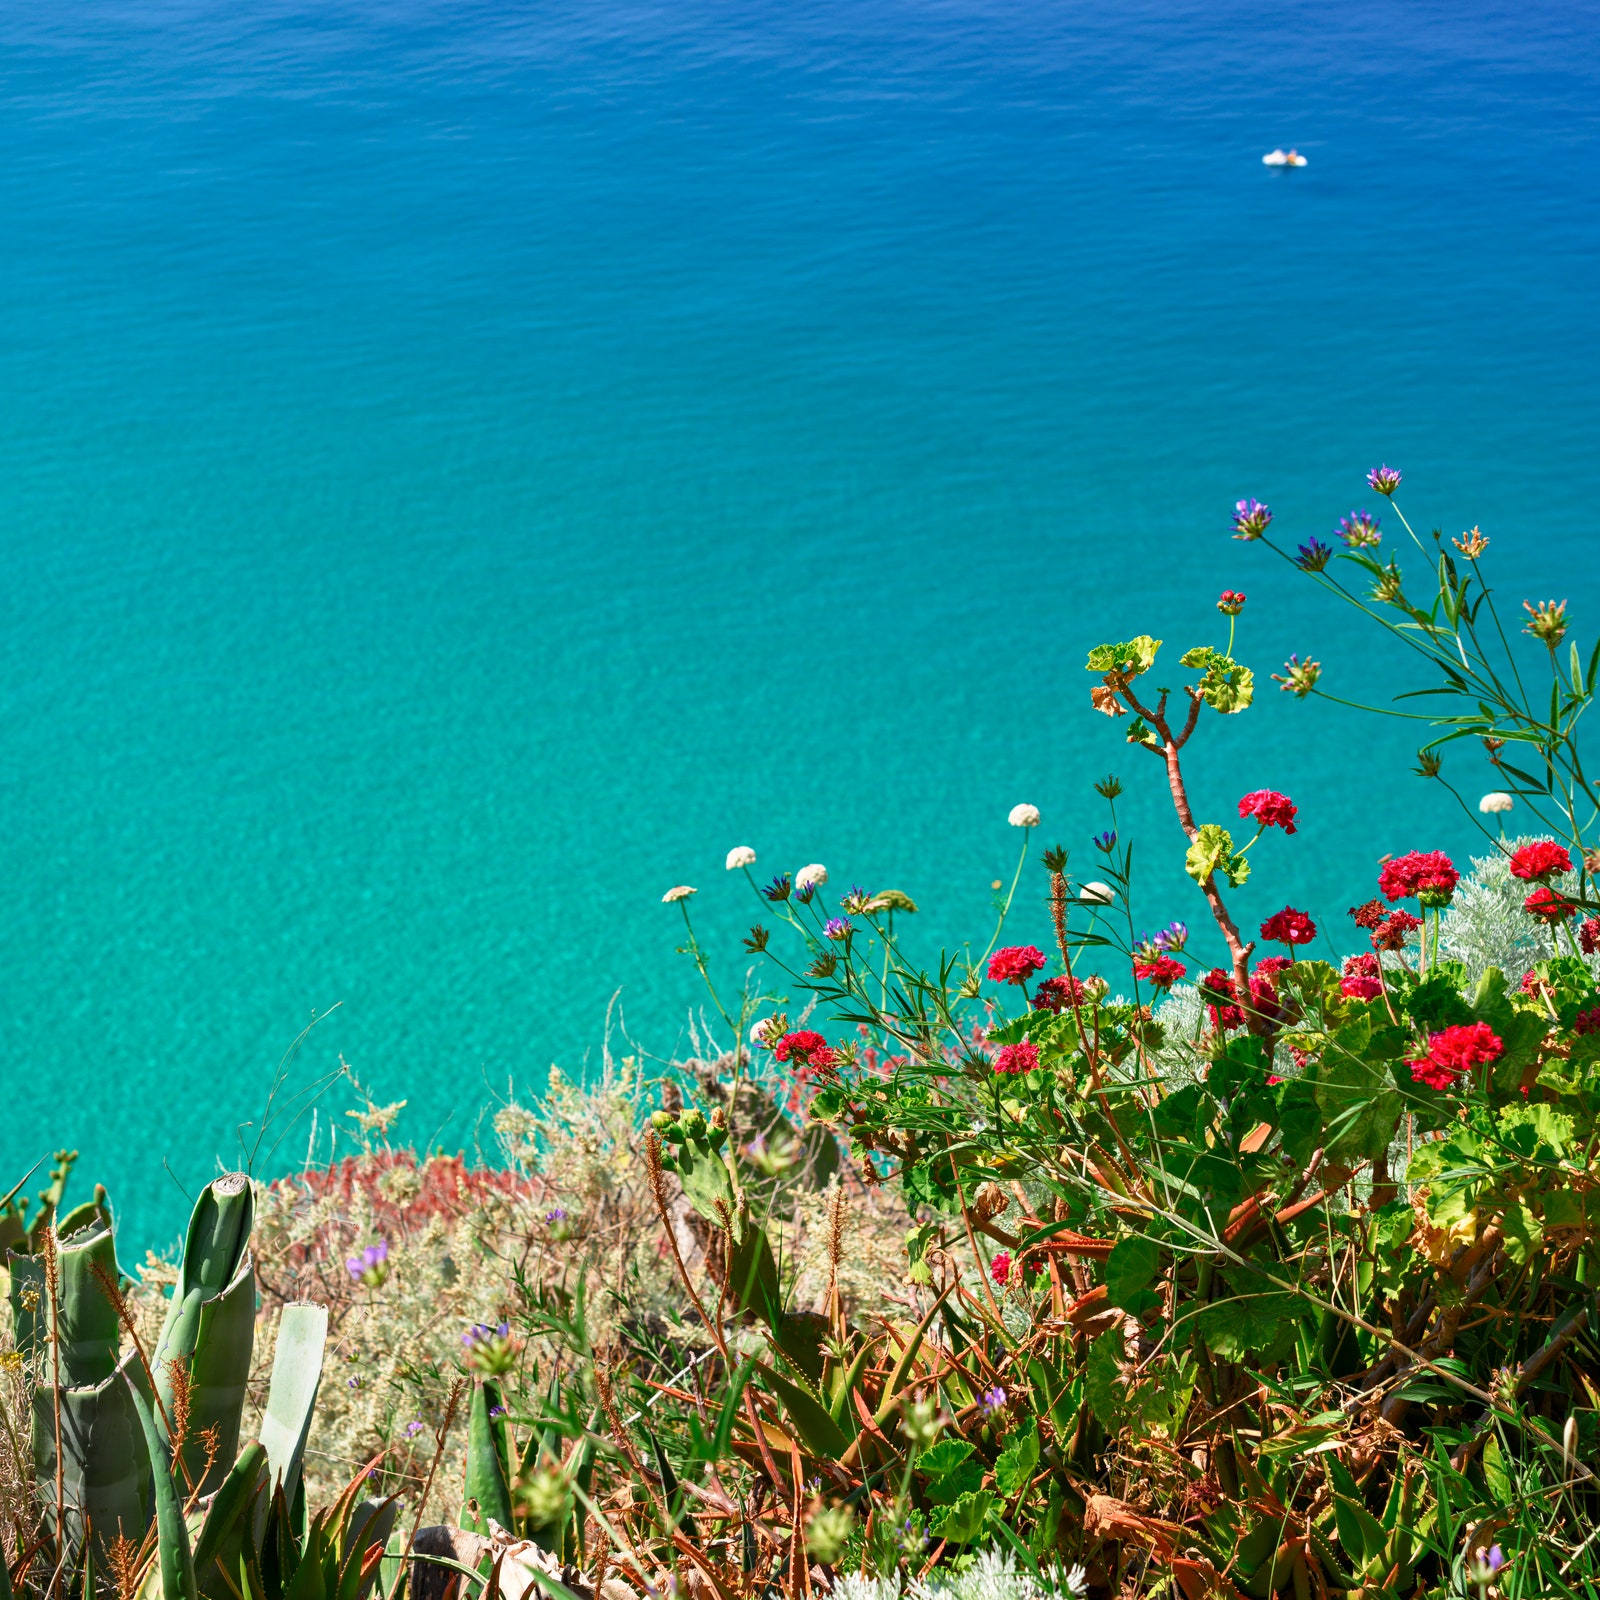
<box><xmin>5</xmin><ymin>468</ymin><xmax>1600</xmax><ymax>1600</ymax></box>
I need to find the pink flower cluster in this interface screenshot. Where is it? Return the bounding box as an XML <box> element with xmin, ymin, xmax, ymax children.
<box><xmin>1238</xmin><ymin>789</ymin><xmax>1298</xmax><ymax>834</ymax></box>
<box><xmin>992</xmin><ymin>1040</ymin><xmax>1040</xmax><ymax>1076</ymax></box>
<box><xmin>1260</xmin><ymin>906</ymin><xmax>1317</xmax><ymax>947</ymax></box>
<box><xmin>773</xmin><ymin>1030</ymin><xmax>839</xmax><ymax>1075</ymax></box>
<box><xmin>1378</xmin><ymin>850</ymin><xmax>1460</xmax><ymax>908</ymax></box>
<box><xmin>1508</xmin><ymin>839</ymin><xmax>1573</xmax><ymax>882</ymax></box>
<box><xmin>1409</xmin><ymin>1022</ymin><xmax>1502</xmax><ymax>1091</ymax></box>
<box><xmin>1341</xmin><ymin>953</ymin><xmax>1383</xmax><ymax>1001</ymax></box>
<box><xmin>1134</xmin><ymin>954</ymin><xmax>1186</xmax><ymax>990</ymax></box>
<box><xmin>988</xmin><ymin>945</ymin><xmax>1048</xmax><ymax>987</ymax></box>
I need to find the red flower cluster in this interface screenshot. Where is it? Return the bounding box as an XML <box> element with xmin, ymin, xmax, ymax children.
<box><xmin>1254</xmin><ymin>955</ymin><xmax>1293</xmax><ymax>980</ymax></box>
<box><xmin>773</xmin><ymin>1030</ymin><xmax>839</xmax><ymax>1074</ymax></box>
<box><xmin>1260</xmin><ymin>906</ymin><xmax>1317</xmax><ymax>947</ymax></box>
<box><xmin>1371</xmin><ymin>909</ymin><xmax>1422</xmax><ymax>951</ymax></box>
<box><xmin>992</xmin><ymin>1040</ymin><xmax>1041</xmax><ymax>1076</ymax></box>
<box><xmin>1249</xmin><ymin>958</ymin><xmax>1292</xmax><ymax>1023</ymax></box>
<box><xmin>1519</xmin><ymin>969</ymin><xmax>1548</xmax><ymax>995</ymax></box>
<box><xmin>1379</xmin><ymin>850</ymin><xmax>1460</xmax><ymax>907</ymax></box>
<box><xmin>1575</xmin><ymin>1007</ymin><xmax>1600</xmax><ymax>1037</ymax></box>
<box><xmin>1581</xmin><ymin>918</ymin><xmax>1600</xmax><ymax>956</ymax></box>
<box><xmin>988</xmin><ymin>945</ymin><xmax>1048</xmax><ymax>987</ymax></box>
<box><xmin>1524</xmin><ymin>886</ymin><xmax>1576</xmax><ymax>924</ymax></box>
<box><xmin>1134</xmin><ymin>954</ymin><xmax>1187</xmax><ymax>990</ymax></box>
<box><xmin>1200</xmin><ymin>968</ymin><xmax>1245</xmax><ymax>1032</ymax></box>
<box><xmin>1408</xmin><ymin>1021</ymin><xmax>1502</xmax><ymax>1091</ymax></box>
<box><xmin>1508</xmin><ymin>839</ymin><xmax>1573</xmax><ymax>882</ymax></box>
<box><xmin>1238</xmin><ymin>790</ymin><xmax>1299</xmax><ymax>834</ymax></box>
<box><xmin>990</xmin><ymin>1251</ymin><xmax>1012</xmax><ymax>1285</ymax></box>
<box><xmin>1341</xmin><ymin>953</ymin><xmax>1383</xmax><ymax>1000</ymax></box>
<box><xmin>1033</xmin><ymin>975</ymin><xmax>1089</xmax><ymax>1012</ymax></box>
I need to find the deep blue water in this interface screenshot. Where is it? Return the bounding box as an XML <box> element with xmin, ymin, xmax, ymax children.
<box><xmin>2</xmin><ymin>0</ymin><xmax>1598</xmax><ymax>1253</ymax></box>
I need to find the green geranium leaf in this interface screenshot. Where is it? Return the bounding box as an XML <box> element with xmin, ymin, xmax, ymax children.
<box><xmin>994</xmin><ymin>1420</ymin><xmax>1040</xmax><ymax>1498</ymax></box>
<box><xmin>1104</xmin><ymin>1236</ymin><xmax>1160</xmax><ymax>1310</ymax></box>
<box><xmin>1086</xmin><ymin>1332</ymin><xmax>1125</xmax><ymax>1429</ymax></box>
<box><xmin>1087</xmin><ymin>635</ymin><xmax>1161</xmax><ymax>676</ymax></box>
<box><xmin>1185</xmin><ymin>823</ymin><xmax>1235</xmax><ymax>886</ymax></box>
<box><xmin>1180</xmin><ymin>646</ymin><xmax>1255</xmax><ymax>714</ymax></box>
<box><xmin>935</xmin><ymin>1490</ymin><xmax>996</xmax><ymax>1545</ymax></box>
<box><xmin>918</xmin><ymin>1439</ymin><xmax>974</xmax><ymax>1477</ymax></box>
<box><xmin>1199</xmin><ymin>1289</ymin><xmax>1297</xmax><ymax>1359</ymax></box>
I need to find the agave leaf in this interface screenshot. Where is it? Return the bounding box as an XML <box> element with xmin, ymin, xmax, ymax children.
<box><xmin>32</xmin><ymin>1347</ymin><xmax>152</xmax><ymax>1558</ymax></box>
<box><xmin>156</xmin><ymin>1174</ymin><xmax>257</xmax><ymax>1495</ymax></box>
<box><xmin>255</xmin><ymin>1303</ymin><xmax>330</xmax><ymax>1553</ymax></box>
<box><xmin>129</xmin><ymin>1366</ymin><xmax>198</xmax><ymax>1600</ymax></box>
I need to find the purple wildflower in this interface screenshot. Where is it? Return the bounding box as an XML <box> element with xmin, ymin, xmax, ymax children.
<box><xmin>1152</xmin><ymin>921</ymin><xmax>1188</xmax><ymax>953</ymax></box>
<box><xmin>1337</xmin><ymin>510</ymin><xmax>1381</xmax><ymax>548</ymax></box>
<box><xmin>978</xmin><ymin>1385</ymin><xmax>1007</xmax><ymax>1416</ymax></box>
<box><xmin>1094</xmin><ymin>831</ymin><xmax>1117</xmax><ymax>853</ymax></box>
<box><xmin>761</xmin><ymin>873</ymin><xmax>792</xmax><ymax>902</ymax></box>
<box><xmin>544</xmin><ymin>1208</ymin><xmax>567</xmax><ymax>1224</ymax></box>
<box><xmin>794</xmin><ymin>880</ymin><xmax>817</xmax><ymax>905</ymax></box>
<box><xmin>1367</xmin><ymin>464</ymin><xmax>1401</xmax><ymax>496</ymax></box>
<box><xmin>405</xmin><ymin>1420</ymin><xmax>425</xmax><ymax>1437</ymax></box>
<box><xmin>345</xmin><ymin>1237</ymin><xmax>390</xmax><ymax>1288</ymax></box>
<box><xmin>348</xmin><ymin>1376</ymin><xmax>361</xmax><ymax>1389</ymax></box>
<box><xmin>824</xmin><ymin>917</ymin><xmax>853</xmax><ymax>941</ymax></box>
<box><xmin>1231</xmin><ymin>499</ymin><xmax>1272</xmax><ymax>541</ymax></box>
<box><xmin>1295</xmin><ymin>539</ymin><xmax>1332</xmax><ymax>572</ymax></box>
<box><xmin>489</xmin><ymin>1405</ymin><xmax>507</xmax><ymax>1419</ymax></box>
<box><xmin>462</xmin><ymin>1320</ymin><xmax>521</xmax><ymax>1377</ymax></box>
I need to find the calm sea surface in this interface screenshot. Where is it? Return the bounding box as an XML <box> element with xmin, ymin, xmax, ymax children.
<box><xmin>2</xmin><ymin>0</ymin><xmax>1597</xmax><ymax>1251</ymax></box>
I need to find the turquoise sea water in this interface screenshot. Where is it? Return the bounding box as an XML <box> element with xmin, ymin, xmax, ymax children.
<box><xmin>3</xmin><ymin>0</ymin><xmax>1598</xmax><ymax>1253</ymax></box>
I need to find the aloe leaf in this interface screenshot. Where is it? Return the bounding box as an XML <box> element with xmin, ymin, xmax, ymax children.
<box><xmin>461</xmin><ymin>1381</ymin><xmax>513</xmax><ymax>1535</ymax></box>
<box><xmin>130</xmin><ymin>1366</ymin><xmax>198</xmax><ymax>1600</ymax></box>
<box><xmin>155</xmin><ymin>1174</ymin><xmax>257</xmax><ymax>1495</ymax></box>
<box><xmin>753</xmin><ymin>1363</ymin><xmax>849</xmax><ymax>1460</ymax></box>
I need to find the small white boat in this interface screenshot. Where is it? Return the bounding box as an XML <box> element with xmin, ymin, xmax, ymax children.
<box><xmin>1262</xmin><ymin>148</ymin><xmax>1308</xmax><ymax>167</ymax></box>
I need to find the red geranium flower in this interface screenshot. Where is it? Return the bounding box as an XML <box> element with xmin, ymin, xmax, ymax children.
<box><xmin>1524</xmin><ymin>886</ymin><xmax>1576</xmax><ymax>924</ymax></box>
<box><xmin>988</xmin><ymin>945</ymin><xmax>1048</xmax><ymax>987</ymax></box>
<box><xmin>992</xmin><ymin>1041</ymin><xmax>1040</xmax><ymax>1076</ymax></box>
<box><xmin>1341</xmin><ymin>953</ymin><xmax>1383</xmax><ymax>1000</ymax></box>
<box><xmin>1508</xmin><ymin>839</ymin><xmax>1573</xmax><ymax>882</ymax></box>
<box><xmin>1408</xmin><ymin>1021</ymin><xmax>1502</xmax><ymax>1091</ymax></box>
<box><xmin>773</xmin><ymin>1030</ymin><xmax>839</xmax><ymax>1074</ymax></box>
<box><xmin>1260</xmin><ymin>907</ymin><xmax>1317</xmax><ymax>947</ymax></box>
<box><xmin>1581</xmin><ymin>918</ymin><xmax>1600</xmax><ymax>956</ymax></box>
<box><xmin>1200</xmin><ymin>968</ymin><xmax>1245</xmax><ymax>1032</ymax></box>
<box><xmin>1378</xmin><ymin>850</ymin><xmax>1460</xmax><ymax>907</ymax></box>
<box><xmin>1033</xmin><ymin>974</ymin><xmax>1089</xmax><ymax>1012</ymax></box>
<box><xmin>1575</xmin><ymin>1007</ymin><xmax>1600</xmax><ymax>1037</ymax></box>
<box><xmin>990</xmin><ymin>1251</ymin><xmax>1012</xmax><ymax>1285</ymax></box>
<box><xmin>1371</xmin><ymin>909</ymin><xmax>1422</xmax><ymax>951</ymax></box>
<box><xmin>1254</xmin><ymin>956</ymin><xmax>1293</xmax><ymax>980</ymax></box>
<box><xmin>1238</xmin><ymin>790</ymin><xmax>1299</xmax><ymax>835</ymax></box>
<box><xmin>1134</xmin><ymin>955</ymin><xmax>1186</xmax><ymax>990</ymax></box>
<box><xmin>1520</xmin><ymin>969</ymin><xmax>1548</xmax><ymax>995</ymax></box>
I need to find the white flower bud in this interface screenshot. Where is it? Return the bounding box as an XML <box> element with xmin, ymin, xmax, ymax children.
<box><xmin>725</xmin><ymin>845</ymin><xmax>757</xmax><ymax>870</ymax></box>
<box><xmin>1008</xmin><ymin>803</ymin><xmax>1041</xmax><ymax>827</ymax></box>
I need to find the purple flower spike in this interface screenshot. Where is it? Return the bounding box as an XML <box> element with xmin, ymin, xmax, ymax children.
<box><xmin>545</xmin><ymin>1208</ymin><xmax>567</xmax><ymax>1224</ymax></box>
<box><xmin>489</xmin><ymin>1404</ymin><xmax>507</xmax><ymax>1418</ymax></box>
<box><xmin>1295</xmin><ymin>539</ymin><xmax>1333</xmax><ymax>572</ymax></box>
<box><xmin>405</xmin><ymin>1420</ymin><xmax>425</xmax><ymax>1437</ymax></box>
<box><xmin>1487</xmin><ymin>1547</ymin><xmax>1504</xmax><ymax>1573</ymax></box>
<box><xmin>1336</xmin><ymin>510</ymin><xmax>1381</xmax><ymax>548</ymax></box>
<box><xmin>761</xmin><ymin>873</ymin><xmax>792</xmax><ymax>903</ymax></box>
<box><xmin>1093</xmin><ymin>831</ymin><xmax>1117</xmax><ymax>853</ymax></box>
<box><xmin>1153</xmin><ymin>921</ymin><xmax>1188</xmax><ymax>952</ymax></box>
<box><xmin>1231</xmin><ymin>499</ymin><xmax>1272</xmax><ymax>541</ymax></box>
<box><xmin>1367</xmin><ymin>464</ymin><xmax>1401</xmax><ymax>496</ymax></box>
<box><xmin>978</xmin><ymin>1384</ymin><xmax>1007</xmax><ymax>1415</ymax></box>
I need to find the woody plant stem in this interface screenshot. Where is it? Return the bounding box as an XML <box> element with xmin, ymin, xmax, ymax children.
<box><xmin>1115</xmin><ymin>677</ymin><xmax>1257</xmax><ymax>1010</ymax></box>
